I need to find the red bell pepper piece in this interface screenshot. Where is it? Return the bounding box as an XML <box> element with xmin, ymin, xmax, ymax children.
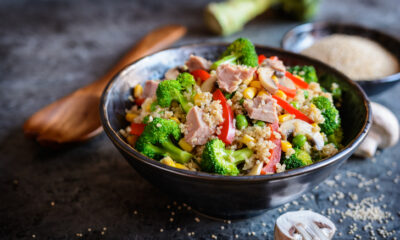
<box><xmin>260</xmin><ymin>122</ymin><xmax>281</xmax><ymax>174</ymax></box>
<box><xmin>135</xmin><ymin>98</ymin><xmax>145</xmax><ymax>106</ymax></box>
<box><xmin>285</xmin><ymin>71</ymin><xmax>309</xmax><ymax>89</ymax></box>
<box><xmin>258</xmin><ymin>54</ymin><xmax>267</xmax><ymax>64</ymax></box>
<box><xmin>277</xmin><ymin>84</ymin><xmax>296</xmax><ymax>98</ymax></box>
<box><xmin>190</xmin><ymin>69</ymin><xmax>210</xmax><ymax>82</ymax></box>
<box><xmin>213</xmin><ymin>89</ymin><xmax>235</xmax><ymax>145</ymax></box>
<box><xmin>130</xmin><ymin>123</ymin><xmax>146</xmax><ymax>136</ymax></box>
<box><xmin>272</xmin><ymin>95</ymin><xmax>313</xmax><ymax>124</ymax></box>
<box><xmin>269</xmin><ymin>56</ymin><xmax>278</xmax><ymax>61</ymax></box>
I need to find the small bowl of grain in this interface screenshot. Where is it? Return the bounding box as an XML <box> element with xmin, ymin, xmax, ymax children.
<box><xmin>281</xmin><ymin>22</ymin><xmax>400</xmax><ymax>95</ymax></box>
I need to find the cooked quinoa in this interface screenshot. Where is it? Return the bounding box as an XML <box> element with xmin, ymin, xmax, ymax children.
<box><xmin>121</xmin><ymin>38</ymin><xmax>343</xmax><ymax>176</ymax></box>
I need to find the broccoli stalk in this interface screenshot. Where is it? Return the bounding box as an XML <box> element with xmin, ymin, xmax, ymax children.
<box><xmin>156</xmin><ymin>73</ymin><xmax>195</xmax><ymax>113</ymax></box>
<box><xmin>283</xmin><ymin>149</ymin><xmax>313</xmax><ymax>170</ymax></box>
<box><xmin>210</xmin><ymin>37</ymin><xmax>258</xmax><ymax>69</ymax></box>
<box><xmin>311</xmin><ymin>96</ymin><xmax>341</xmax><ymax>136</ymax></box>
<box><xmin>204</xmin><ymin>0</ymin><xmax>320</xmax><ymax>36</ymax></box>
<box><xmin>135</xmin><ymin>118</ymin><xmax>192</xmax><ymax>164</ymax></box>
<box><xmin>201</xmin><ymin>139</ymin><xmax>253</xmax><ymax>176</ymax></box>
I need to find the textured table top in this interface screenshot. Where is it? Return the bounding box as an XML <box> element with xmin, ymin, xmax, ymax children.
<box><xmin>1</xmin><ymin>0</ymin><xmax>399</xmax><ymax>239</ymax></box>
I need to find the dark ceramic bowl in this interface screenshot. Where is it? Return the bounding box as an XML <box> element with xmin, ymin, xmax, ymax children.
<box><xmin>281</xmin><ymin>22</ymin><xmax>400</xmax><ymax>95</ymax></box>
<box><xmin>100</xmin><ymin>43</ymin><xmax>371</xmax><ymax>219</ymax></box>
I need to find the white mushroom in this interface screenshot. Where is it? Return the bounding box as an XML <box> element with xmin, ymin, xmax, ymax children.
<box><xmin>354</xmin><ymin>102</ymin><xmax>399</xmax><ymax>158</ymax></box>
<box><xmin>280</xmin><ymin>119</ymin><xmax>324</xmax><ymax>150</ymax></box>
<box><xmin>200</xmin><ymin>74</ymin><xmax>217</xmax><ymax>92</ymax></box>
<box><xmin>275</xmin><ymin>210</ymin><xmax>336</xmax><ymax>240</ymax></box>
<box><xmin>258</xmin><ymin>67</ymin><xmax>278</xmax><ymax>94</ymax></box>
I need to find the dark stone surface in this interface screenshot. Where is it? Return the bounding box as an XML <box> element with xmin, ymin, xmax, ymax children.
<box><xmin>0</xmin><ymin>0</ymin><xmax>399</xmax><ymax>239</ymax></box>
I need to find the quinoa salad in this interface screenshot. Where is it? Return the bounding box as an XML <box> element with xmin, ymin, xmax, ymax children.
<box><xmin>120</xmin><ymin>38</ymin><xmax>343</xmax><ymax>176</ymax></box>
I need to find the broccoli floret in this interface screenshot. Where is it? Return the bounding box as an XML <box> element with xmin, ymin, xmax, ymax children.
<box><xmin>201</xmin><ymin>139</ymin><xmax>253</xmax><ymax>176</ymax></box>
<box><xmin>288</xmin><ymin>65</ymin><xmax>318</xmax><ymax>83</ymax></box>
<box><xmin>176</xmin><ymin>72</ymin><xmax>195</xmax><ymax>90</ymax></box>
<box><xmin>135</xmin><ymin>118</ymin><xmax>192</xmax><ymax>164</ymax></box>
<box><xmin>312</xmin><ymin>96</ymin><xmax>341</xmax><ymax>136</ymax></box>
<box><xmin>156</xmin><ymin>79</ymin><xmax>193</xmax><ymax>113</ymax></box>
<box><xmin>211</xmin><ymin>38</ymin><xmax>258</xmax><ymax>69</ymax></box>
<box><xmin>283</xmin><ymin>149</ymin><xmax>313</xmax><ymax>170</ymax></box>
<box><xmin>327</xmin><ymin>127</ymin><xmax>343</xmax><ymax>148</ymax></box>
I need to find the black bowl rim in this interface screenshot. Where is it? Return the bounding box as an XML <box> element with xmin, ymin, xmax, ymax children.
<box><xmin>281</xmin><ymin>21</ymin><xmax>400</xmax><ymax>85</ymax></box>
<box><xmin>100</xmin><ymin>43</ymin><xmax>371</xmax><ymax>183</ymax></box>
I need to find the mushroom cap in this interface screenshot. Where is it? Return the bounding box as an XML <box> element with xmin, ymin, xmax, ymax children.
<box><xmin>370</xmin><ymin>102</ymin><xmax>399</xmax><ymax>148</ymax></box>
<box><xmin>280</xmin><ymin>119</ymin><xmax>324</xmax><ymax>150</ymax></box>
<box><xmin>274</xmin><ymin>210</ymin><xmax>336</xmax><ymax>240</ymax></box>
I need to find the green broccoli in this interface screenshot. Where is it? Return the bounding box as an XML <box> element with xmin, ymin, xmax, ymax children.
<box><xmin>283</xmin><ymin>149</ymin><xmax>313</xmax><ymax>170</ymax></box>
<box><xmin>156</xmin><ymin>76</ymin><xmax>194</xmax><ymax>113</ymax></box>
<box><xmin>201</xmin><ymin>139</ymin><xmax>253</xmax><ymax>176</ymax></box>
<box><xmin>135</xmin><ymin>118</ymin><xmax>192</xmax><ymax>164</ymax></box>
<box><xmin>176</xmin><ymin>72</ymin><xmax>195</xmax><ymax>90</ymax></box>
<box><xmin>211</xmin><ymin>38</ymin><xmax>258</xmax><ymax>69</ymax></box>
<box><xmin>311</xmin><ymin>96</ymin><xmax>341</xmax><ymax>136</ymax></box>
<box><xmin>327</xmin><ymin>127</ymin><xmax>343</xmax><ymax>148</ymax></box>
<box><xmin>288</xmin><ymin>65</ymin><xmax>318</xmax><ymax>83</ymax></box>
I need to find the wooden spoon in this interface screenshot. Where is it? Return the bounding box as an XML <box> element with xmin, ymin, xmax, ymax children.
<box><xmin>24</xmin><ymin>25</ymin><xmax>186</xmax><ymax>145</ymax></box>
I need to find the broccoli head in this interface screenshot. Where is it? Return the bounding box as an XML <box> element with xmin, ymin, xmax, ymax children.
<box><xmin>283</xmin><ymin>149</ymin><xmax>313</xmax><ymax>170</ymax></box>
<box><xmin>176</xmin><ymin>72</ymin><xmax>195</xmax><ymax>90</ymax></box>
<box><xmin>288</xmin><ymin>65</ymin><xmax>318</xmax><ymax>83</ymax></box>
<box><xmin>201</xmin><ymin>139</ymin><xmax>253</xmax><ymax>176</ymax></box>
<box><xmin>312</xmin><ymin>96</ymin><xmax>341</xmax><ymax>136</ymax></box>
<box><xmin>327</xmin><ymin>127</ymin><xmax>343</xmax><ymax>148</ymax></box>
<box><xmin>211</xmin><ymin>37</ymin><xmax>258</xmax><ymax>69</ymax></box>
<box><xmin>156</xmin><ymin>79</ymin><xmax>193</xmax><ymax>113</ymax></box>
<box><xmin>135</xmin><ymin>118</ymin><xmax>192</xmax><ymax>164</ymax></box>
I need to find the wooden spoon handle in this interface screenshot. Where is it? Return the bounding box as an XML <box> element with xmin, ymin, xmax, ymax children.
<box><xmin>92</xmin><ymin>25</ymin><xmax>187</xmax><ymax>94</ymax></box>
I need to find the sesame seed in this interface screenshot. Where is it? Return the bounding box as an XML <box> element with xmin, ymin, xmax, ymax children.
<box><xmin>32</xmin><ymin>234</ymin><xmax>36</xmax><ymax>238</ymax></box>
<box><xmin>133</xmin><ymin>210</ymin><xmax>138</xmax><ymax>215</ymax></box>
<box><xmin>171</xmin><ymin>211</ymin><xmax>175</xmax><ymax>216</ymax></box>
<box><xmin>220</xmin><ymin>226</ymin><xmax>224</xmax><ymax>230</ymax></box>
<box><xmin>169</xmin><ymin>217</ymin><xmax>174</xmax><ymax>222</ymax></box>
<box><xmin>235</xmin><ymin>234</ymin><xmax>239</xmax><ymax>238</ymax></box>
<box><xmin>103</xmin><ymin>227</ymin><xmax>107</xmax><ymax>231</ymax></box>
<box><xmin>160</xmin><ymin>228</ymin><xmax>164</xmax><ymax>232</ymax></box>
<box><xmin>87</xmin><ymin>228</ymin><xmax>91</xmax><ymax>232</ymax></box>
<box><xmin>211</xmin><ymin>234</ymin><xmax>217</xmax><ymax>239</ymax></box>
<box><xmin>227</xmin><ymin>220</ymin><xmax>231</xmax><ymax>224</ymax></box>
<box><xmin>177</xmin><ymin>227</ymin><xmax>181</xmax><ymax>232</ymax></box>
<box><xmin>50</xmin><ymin>201</ymin><xmax>55</xmax><ymax>206</ymax></box>
<box><xmin>101</xmin><ymin>231</ymin><xmax>105</xmax><ymax>235</ymax></box>
<box><xmin>194</xmin><ymin>217</ymin><xmax>200</xmax><ymax>223</ymax></box>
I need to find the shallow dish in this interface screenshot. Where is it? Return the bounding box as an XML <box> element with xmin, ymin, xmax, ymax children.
<box><xmin>100</xmin><ymin>43</ymin><xmax>371</xmax><ymax>219</ymax></box>
<box><xmin>281</xmin><ymin>22</ymin><xmax>400</xmax><ymax>95</ymax></box>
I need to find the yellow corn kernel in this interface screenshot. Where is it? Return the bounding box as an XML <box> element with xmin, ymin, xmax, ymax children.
<box><xmin>275</xmin><ymin>90</ymin><xmax>287</xmax><ymax>100</ymax></box>
<box><xmin>249</xmin><ymin>81</ymin><xmax>262</xmax><ymax>89</ymax></box>
<box><xmin>160</xmin><ymin>156</ymin><xmax>176</xmax><ymax>167</ymax></box>
<box><xmin>272</xmin><ymin>75</ymin><xmax>278</xmax><ymax>83</ymax></box>
<box><xmin>134</xmin><ymin>84</ymin><xmax>143</xmax><ymax>98</ymax></box>
<box><xmin>178</xmin><ymin>138</ymin><xmax>193</xmax><ymax>152</ymax></box>
<box><xmin>310</xmin><ymin>103</ymin><xmax>316</xmax><ymax>109</ymax></box>
<box><xmin>240</xmin><ymin>134</ymin><xmax>255</xmax><ymax>146</ymax></box>
<box><xmin>257</xmin><ymin>90</ymin><xmax>269</xmax><ymax>97</ymax></box>
<box><xmin>160</xmin><ymin>156</ymin><xmax>188</xmax><ymax>170</ymax></box>
<box><xmin>281</xmin><ymin>140</ymin><xmax>293</xmax><ymax>153</ymax></box>
<box><xmin>193</xmin><ymin>93</ymin><xmax>205</xmax><ymax>106</ymax></box>
<box><xmin>170</xmin><ymin>117</ymin><xmax>180</xmax><ymax>123</ymax></box>
<box><xmin>145</xmin><ymin>103</ymin><xmax>151</xmax><ymax>112</ymax></box>
<box><xmin>279</xmin><ymin>114</ymin><xmax>293</xmax><ymax>123</ymax></box>
<box><xmin>174</xmin><ymin>163</ymin><xmax>189</xmax><ymax>170</ymax></box>
<box><xmin>127</xmin><ymin>135</ymin><xmax>138</xmax><ymax>146</ymax></box>
<box><xmin>243</xmin><ymin>87</ymin><xmax>258</xmax><ymax>99</ymax></box>
<box><xmin>312</xmin><ymin>123</ymin><xmax>318</xmax><ymax>128</ymax></box>
<box><xmin>125</xmin><ymin>112</ymin><xmax>138</xmax><ymax>122</ymax></box>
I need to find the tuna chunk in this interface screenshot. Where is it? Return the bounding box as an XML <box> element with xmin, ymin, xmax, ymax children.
<box><xmin>257</xmin><ymin>67</ymin><xmax>278</xmax><ymax>94</ymax></box>
<box><xmin>261</xmin><ymin>58</ymin><xmax>286</xmax><ymax>73</ymax></box>
<box><xmin>164</xmin><ymin>67</ymin><xmax>180</xmax><ymax>80</ymax></box>
<box><xmin>185</xmin><ymin>55</ymin><xmax>212</xmax><ymax>72</ymax></box>
<box><xmin>244</xmin><ymin>95</ymin><xmax>278</xmax><ymax>123</ymax></box>
<box><xmin>185</xmin><ymin>106</ymin><xmax>213</xmax><ymax>146</ymax></box>
<box><xmin>216</xmin><ymin>64</ymin><xmax>255</xmax><ymax>93</ymax></box>
<box><xmin>142</xmin><ymin>80</ymin><xmax>160</xmax><ymax>99</ymax></box>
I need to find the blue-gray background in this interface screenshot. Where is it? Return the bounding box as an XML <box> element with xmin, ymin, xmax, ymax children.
<box><xmin>0</xmin><ymin>0</ymin><xmax>399</xmax><ymax>239</ymax></box>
